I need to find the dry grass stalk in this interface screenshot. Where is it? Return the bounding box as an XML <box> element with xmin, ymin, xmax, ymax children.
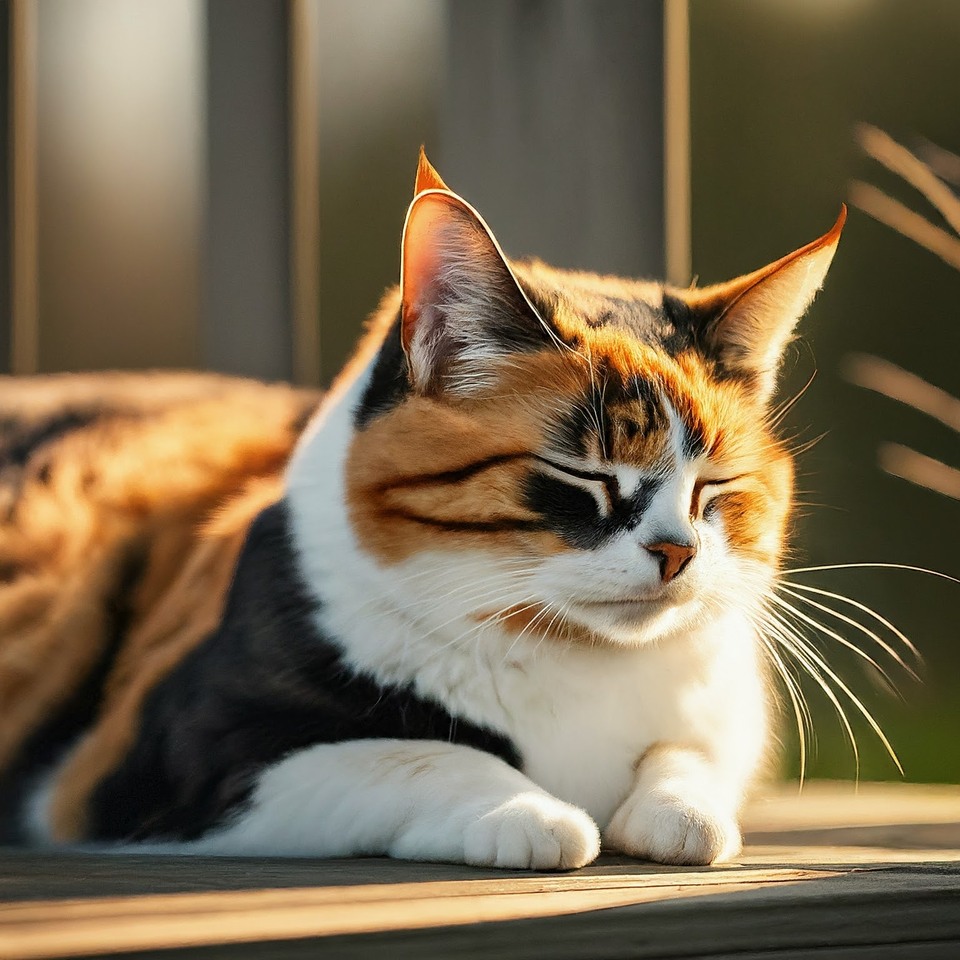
<box><xmin>916</xmin><ymin>136</ymin><xmax>960</xmax><ymax>188</ymax></box>
<box><xmin>855</xmin><ymin>123</ymin><xmax>960</xmax><ymax>235</ymax></box>
<box><xmin>847</xmin><ymin>128</ymin><xmax>960</xmax><ymax>501</ymax></box>
<box><xmin>845</xmin><ymin>354</ymin><xmax>960</xmax><ymax>433</ymax></box>
<box><xmin>847</xmin><ymin>181</ymin><xmax>960</xmax><ymax>271</ymax></box>
<box><xmin>879</xmin><ymin>444</ymin><xmax>960</xmax><ymax>501</ymax></box>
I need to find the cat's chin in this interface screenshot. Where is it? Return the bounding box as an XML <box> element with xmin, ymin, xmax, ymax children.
<box><xmin>564</xmin><ymin>595</ymin><xmax>701</xmax><ymax>647</ymax></box>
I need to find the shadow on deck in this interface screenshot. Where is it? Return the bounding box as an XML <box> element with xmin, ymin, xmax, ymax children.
<box><xmin>1</xmin><ymin>782</ymin><xmax>958</xmax><ymax>959</ymax></box>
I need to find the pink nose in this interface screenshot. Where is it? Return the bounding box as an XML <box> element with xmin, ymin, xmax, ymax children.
<box><xmin>645</xmin><ymin>540</ymin><xmax>697</xmax><ymax>583</ymax></box>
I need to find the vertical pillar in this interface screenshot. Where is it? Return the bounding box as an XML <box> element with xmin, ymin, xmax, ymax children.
<box><xmin>664</xmin><ymin>0</ymin><xmax>690</xmax><ymax>287</ymax></box>
<box><xmin>289</xmin><ymin>0</ymin><xmax>321</xmax><ymax>387</ymax></box>
<box><xmin>204</xmin><ymin>0</ymin><xmax>292</xmax><ymax>381</ymax></box>
<box><xmin>10</xmin><ymin>0</ymin><xmax>37</xmax><ymax>374</ymax></box>
<box><xmin>442</xmin><ymin>0</ymin><xmax>667</xmax><ymax>279</ymax></box>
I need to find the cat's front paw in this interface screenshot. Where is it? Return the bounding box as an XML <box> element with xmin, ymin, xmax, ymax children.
<box><xmin>464</xmin><ymin>792</ymin><xmax>600</xmax><ymax>870</ymax></box>
<box><xmin>603</xmin><ymin>790</ymin><xmax>741</xmax><ymax>866</ymax></box>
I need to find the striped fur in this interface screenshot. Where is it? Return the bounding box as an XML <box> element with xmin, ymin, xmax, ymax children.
<box><xmin>2</xmin><ymin>154</ymin><xmax>843</xmax><ymax>869</ymax></box>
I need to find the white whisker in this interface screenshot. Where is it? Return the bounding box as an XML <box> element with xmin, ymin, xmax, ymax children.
<box><xmin>755</xmin><ymin>632</ymin><xmax>811</xmax><ymax>786</ymax></box>
<box><xmin>770</xmin><ymin>593</ymin><xmax>901</xmax><ymax>689</ymax></box>
<box><xmin>784</xmin><ymin>562</ymin><xmax>959</xmax><ymax>583</ymax></box>
<box><xmin>764</xmin><ymin>604</ymin><xmax>903</xmax><ymax>776</ymax></box>
<box><xmin>761</xmin><ymin>608</ymin><xmax>863</xmax><ymax>779</ymax></box>
<box><xmin>781</xmin><ymin>580</ymin><xmax>922</xmax><ymax>661</ymax></box>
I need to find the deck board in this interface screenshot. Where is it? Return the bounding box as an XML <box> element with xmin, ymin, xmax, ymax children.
<box><xmin>1</xmin><ymin>782</ymin><xmax>958</xmax><ymax>959</ymax></box>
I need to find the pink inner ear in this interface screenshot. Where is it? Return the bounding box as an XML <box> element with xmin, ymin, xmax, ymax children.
<box><xmin>401</xmin><ymin>197</ymin><xmax>451</xmax><ymax>353</ymax></box>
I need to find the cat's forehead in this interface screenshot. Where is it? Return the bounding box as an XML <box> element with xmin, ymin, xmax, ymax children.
<box><xmin>545</xmin><ymin>367</ymin><xmax>707</xmax><ymax>469</ymax></box>
<box><xmin>491</xmin><ymin>331</ymin><xmax>755</xmax><ymax>475</ymax></box>
<box><xmin>515</xmin><ymin>261</ymin><xmax>694</xmax><ymax>353</ymax></box>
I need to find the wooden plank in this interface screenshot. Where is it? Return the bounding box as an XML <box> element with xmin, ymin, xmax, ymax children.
<box><xmin>0</xmin><ymin>3</ymin><xmax>11</xmax><ymax>373</ymax></box>
<box><xmin>1</xmin><ymin>862</ymin><xmax>950</xmax><ymax>960</ymax></box>
<box><xmin>0</xmin><ymin>869</ymin><xmax>833</xmax><ymax>959</ymax></box>
<box><xmin>203</xmin><ymin>0</ymin><xmax>292</xmax><ymax>381</ymax></box>
<box><xmin>663</xmin><ymin>0</ymin><xmax>691</xmax><ymax>286</ymax></box>
<box><xmin>1</xmin><ymin>784</ymin><xmax>959</xmax><ymax>958</ymax></box>
<box><xmin>743</xmin><ymin>781</ymin><xmax>960</xmax><ymax>851</ymax></box>
<box><xmin>744</xmin><ymin>844</ymin><xmax>960</xmax><ymax>866</ymax></box>
<box><xmin>315</xmin><ymin>870</ymin><xmax>960</xmax><ymax>960</ymax></box>
<box><xmin>34</xmin><ymin>0</ymin><xmax>204</xmax><ymax>372</ymax></box>
<box><xmin>744</xmin><ymin>781</ymin><xmax>960</xmax><ymax>831</ymax></box>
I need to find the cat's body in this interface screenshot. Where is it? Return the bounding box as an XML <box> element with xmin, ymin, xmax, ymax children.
<box><xmin>0</xmin><ymin>154</ymin><xmax>843</xmax><ymax>868</ymax></box>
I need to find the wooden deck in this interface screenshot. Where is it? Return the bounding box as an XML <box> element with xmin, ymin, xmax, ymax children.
<box><xmin>1</xmin><ymin>782</ymin><xmax>958</xmax><ymax>959</ymax></box>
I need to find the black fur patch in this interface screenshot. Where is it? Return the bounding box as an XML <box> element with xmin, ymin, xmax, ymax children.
<box><xmin>549</xmin><ymin>390</ymin><xmax>602</xmax><ymax>460</ymax></box>
<box><xmin>0</xmin><ymin>408</ymin><xmax>105</xmax><ymax>471</ymax></box>
<box><xmin>0</xmin><ymin>408</ymin><xmax>110</xmax><ymax>518</ymax></box>
<box><xmin>658</xmin><ymin>293</ymin><xmax>703</xmax><ymax>355</ymax></box>
<box><xmin>354</xmin><ymin>314</ymin><xmax>411</xmax><ymax>429</ymax></box>
<box><xmin>85</xmin><ymin>500</ymin><xmax>520</xmax><ymax>843</ymax></box>
<box><xmin>0</xmin><ymin>543</ymin><xmax>142</xmax><ymax>844</ymax></box>
<box><xmin>524</xmin><ymin>470</ymin><xmax>657</xmax><ymax>551</ymax></box>
<box><xmin>517</xmin><ymin>273</ymin><xmax>702</xmax><ymax>359</ymax></box>
<box><xmin>681</xmin><ymin>420</ymin><xmax>707</xmax><ymax>459</ymax></box>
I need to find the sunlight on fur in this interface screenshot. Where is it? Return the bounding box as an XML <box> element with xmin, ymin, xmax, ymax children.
<box><xmin>0</xmin><ymin>151</ymin><xmax>940</xmax><ymax>870</ymax></box>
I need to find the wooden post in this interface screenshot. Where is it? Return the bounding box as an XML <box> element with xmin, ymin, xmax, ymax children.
<box><xmin>203</xmin><ymin>0</ymin><xmax>292</xmax><ymax>381</ymax></box>
<box><xmin>441</xmin><ymin>0</ymin><xmax>667</xmax><ymax>280</ymax></box>
<box><xmin>10</xmin><ymin>0</ymin><xmax>38</xmax><ymax>375</ymax></box>
<box><xmin>664</xmin><ymin>0</ymin><xmax>691</xmax><ymax>287</ymax></box>
<box><xmin>289</xmin><ymin>0</ymin><xmax>321</xmax><ymax>387</ymax></box>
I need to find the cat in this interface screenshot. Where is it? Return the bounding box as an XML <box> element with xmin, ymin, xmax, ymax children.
<box><xmin>0</xmin><ymin>150</ymin><xmax>844</xmax><ymax>869</ymax></box>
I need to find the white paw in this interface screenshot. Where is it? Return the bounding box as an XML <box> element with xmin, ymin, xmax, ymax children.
<box><xmin>603</xmin><ymin>790</ymin><xmax>741</xmax><ymax>866</ymax></box>
<box><xmin>464</xmin><ymin>792</ymin><xmax>600</xmax><ymax>870</ymax></box>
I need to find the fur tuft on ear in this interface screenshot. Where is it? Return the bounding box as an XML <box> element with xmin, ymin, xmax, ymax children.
<box><xmin>400</xmin><ymin>189</ymin><xmax>545</xmax><ymax>394</ymax></box>
<box><xmin>414</xmin><ymin>146</ymin><xmax>449</xmax><ymax>196</ymax></box>
<box><xmin>684</xmin><ymin>206</ymin><xmax>846</xmax><ymax>403</ymax></box>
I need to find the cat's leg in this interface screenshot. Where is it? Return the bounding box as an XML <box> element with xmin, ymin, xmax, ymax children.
<box><xmin>191</xmin><ymin>739</ymin><xmax>600</xmax><ymax>870</ymax></box>
<box><xmin>602</xmin><ymin>744</ymin><xmax>743</xmax><ymax>866</ymax></box>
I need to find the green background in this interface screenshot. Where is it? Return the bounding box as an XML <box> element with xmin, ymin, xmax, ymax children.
<box><xmin>691</xmin><ymin>0</ymin><xmax>960</xmax><ymax>782</ymax></box>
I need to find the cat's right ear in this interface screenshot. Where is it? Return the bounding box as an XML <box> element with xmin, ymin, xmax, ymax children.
<box><xmin>400</xmin><ymin>190</ymin><xmax>545</xmax><ymax>394</ymax></box>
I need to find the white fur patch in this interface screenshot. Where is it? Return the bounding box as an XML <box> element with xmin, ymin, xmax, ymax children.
<box><xmin>269</xmin><ymin>364</ymin><xmax>771</xmax><ymax>865</ymax></box>
<box><xmin>190</xmin><ymin>740</ymin><xmax>599</xmax><ymax>869</ymax></box>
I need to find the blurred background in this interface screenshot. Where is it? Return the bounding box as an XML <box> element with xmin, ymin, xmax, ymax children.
<box><xmin>2</xmin><ymin>0</ymin><xmax>958</xmax><ymax>783</ymax></box>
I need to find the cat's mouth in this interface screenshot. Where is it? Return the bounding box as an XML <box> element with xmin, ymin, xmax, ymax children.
<box><xmin>573</xmin><ymin>591</ymin><xmax>671</xmax><ymax>609</ymax></box>
<box><xmin>577</xmin><ymin>596</ymin><xmax>657</xmax><ymax>606</ymax></box>
<box><xmin>565</xmin><ymin>589</ymin><xmax>696</xmax><ymax>637</ymax></box>
<box><xmin>567</xmin><ymin>594</ymin><xmax>675</xmax><ymax>624</ymax></box>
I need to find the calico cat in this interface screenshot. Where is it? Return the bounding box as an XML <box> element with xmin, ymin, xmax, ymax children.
<box><xmin>0</xmin><ymin>151</ymin><xmax>844</xmax><ymax>869</ymax></box>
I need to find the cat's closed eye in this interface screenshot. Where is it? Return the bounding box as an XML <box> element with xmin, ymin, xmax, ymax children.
<box><xmin>692</xmin><ymin>477</ymin><xmax>743</xmax><ymax>520</ymax></box>
<box><xmin>534</xmin><ymin>456</ymin><xmax>621</xmax><ymax>514</ymax></box>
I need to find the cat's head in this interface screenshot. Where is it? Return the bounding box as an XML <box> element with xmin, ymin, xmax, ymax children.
<box><xmin>344</xmin><ymin>152</ymin><xmax>844</xmax><ymax>647</ymax></box>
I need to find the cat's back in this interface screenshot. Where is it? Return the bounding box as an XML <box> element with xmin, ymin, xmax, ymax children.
<box><xmin>0</xmin><ymin>371</ymin><xmax>319</xmax><ymax>841</ymax></box>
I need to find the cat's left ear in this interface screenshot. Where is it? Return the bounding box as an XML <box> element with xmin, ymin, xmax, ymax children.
<box><xmin>684</xmin><ymin>206</ymin><xmax>846</xmax><ymax>403</ymax></box>
<box><xmin>400</xmin><ymin>188</ymin><xmax>545</xmax><ymax>394</ymax></box>
<box><xmin>413</xmin><ymin>146</ymin><xmax>449</xmax><ymax>195</ymax></box>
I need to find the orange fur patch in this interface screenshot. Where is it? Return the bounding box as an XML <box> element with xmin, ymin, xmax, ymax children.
<box><xmin>48</xmin><ymin>477</ymin><xmax>283</xmax><ymax>841</ymax></box>
<box><xmin>0</xmin><ymin>375</ymin><xmax>316</xmax><ymax>838</ymax></box>
<box><xmin>349</xmin><ymin>320</ymin><xmax>793</xmax><ymax>571</ymax></box>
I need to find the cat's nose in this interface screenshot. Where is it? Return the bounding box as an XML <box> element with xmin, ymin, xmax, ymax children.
<box><xmin>645</xmin><ymin>539</ymin><xmax>697</xmax><ymax>583</ymax></box>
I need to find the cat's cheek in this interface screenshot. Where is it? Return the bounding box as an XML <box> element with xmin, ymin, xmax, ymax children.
<box><xmin>532</xmin><ymin>536</ymin><xmax>663</xmax><ymax>604</ymax></box>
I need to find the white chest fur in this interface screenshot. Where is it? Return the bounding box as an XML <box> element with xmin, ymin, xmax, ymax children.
<box><xmin>285</xmin><ymin>372</ymin><xmax>768</xmax><ymax>827</ymax></box>
<box><xmin>324</xmin><ymin>587</ymin><xmax>764</xmax><ymax>823</ymax></box>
